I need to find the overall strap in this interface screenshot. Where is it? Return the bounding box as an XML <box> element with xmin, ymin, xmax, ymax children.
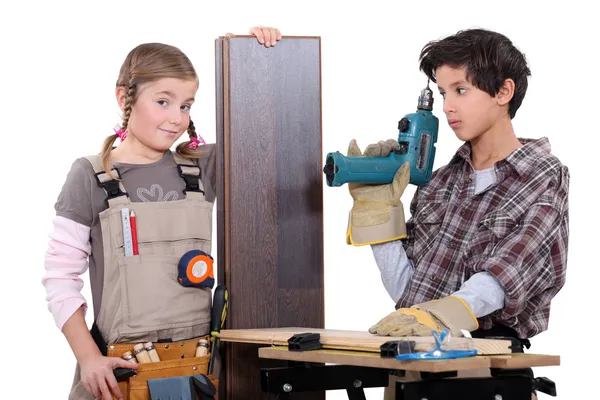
<box><xmin>85</xmin><ymin>154</ymin><xmax>130</xmax><ymax>208</ymax></box>
<box><xmin>172</xmin><ymin>152</ymin><xmax>205</xmax><ymax>201</ymax></box>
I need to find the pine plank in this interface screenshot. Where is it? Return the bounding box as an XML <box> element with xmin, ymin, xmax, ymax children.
<box><xmin>220</xmin><ymin>327</ymin><xmax>512</xmax><ymax>355</ymax></box>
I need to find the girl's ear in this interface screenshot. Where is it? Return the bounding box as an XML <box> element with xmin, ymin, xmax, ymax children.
<box><xmin>116</xmin><ymin>86</ymin><xmax>127</xmax><ymax>111</ymax></box>
<box><xmin>496</xmin><ymin>78</ymin><xmax>515</xmax><ymax>107</ymax></box>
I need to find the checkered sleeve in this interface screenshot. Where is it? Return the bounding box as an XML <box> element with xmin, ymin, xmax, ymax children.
<box><xmin>474</xmin><ymin>166</ymin><xmax>569</xmax><ymax>322</ymax></box>
<box><xmin>401</xmin><ymin>187</ymin><xmax>421</xmax><ymax>259</ymax></box>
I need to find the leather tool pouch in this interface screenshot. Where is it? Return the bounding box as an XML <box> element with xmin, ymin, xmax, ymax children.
<box><xmin>107</xmin><ymin>336</ymin><xmax>218</xmax><ymax>400</ymax></box>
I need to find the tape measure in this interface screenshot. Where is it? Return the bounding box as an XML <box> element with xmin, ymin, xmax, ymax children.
<box><xmin>121</xmin><ymin>208</ymin><xmax>134</xmax><ymax>257</ymax></box>
<box><xmin>178</xmin><ymin>250</ymin><xmax>215</xmax><ymax>289</ymax></box>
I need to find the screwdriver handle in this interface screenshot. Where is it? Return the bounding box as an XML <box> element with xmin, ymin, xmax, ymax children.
<box><xmin>211</xmin><ymin>285</ymin><xmax>228</xmax><ymax>337</ymax></box>
<box><xmin>208</xmin><ymin>285</ymin><xmax>228</xmax><ymax>376</ymax></box>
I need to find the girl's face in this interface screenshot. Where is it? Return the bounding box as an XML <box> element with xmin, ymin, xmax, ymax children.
<box><xmin>120</xmin><ymin>77</ymin><xmax>199</xmax><ymax>152</ymax></box>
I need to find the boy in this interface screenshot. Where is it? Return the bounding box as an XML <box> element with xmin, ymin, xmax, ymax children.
<box><xmin>346</xmin><ymin>28</ymin><xmax>569</xmax><ymax>397</ymax></box>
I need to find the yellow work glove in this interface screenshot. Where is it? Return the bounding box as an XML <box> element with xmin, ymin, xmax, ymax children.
<box><xmin>346</xmin><ymin>139</ymin><xmax>410</xmax><ymax>246</ymax></box>
<box><xmin>368</xmin><ymin>296</ymin><xmax>479</xmax><ymax>337</ymax></box>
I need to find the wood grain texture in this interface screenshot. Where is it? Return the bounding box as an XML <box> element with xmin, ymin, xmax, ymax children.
<box><xmin>216</xmin><ymin>36</ymin><xmax>324</xmax><ymax>400</ymax></box>
<box><xmin>219</xmin><ymin>327</ymin><xmax>512</xmax><ymax>355</ymax></box>
<box><xmin>258</xmin><ymin>347</ymin><xmax>560</xmax><ymax>372</ymax></box>
<box><xmin>214</xmin><ymin>38</ymin><xmax>228</xmax><ymax>398</ymax></box>
<box><xmin>486</xmin><ymin>353</ymin><xmax>560</xmax><ymax>369</ymax></box>
<box><xmin>277</xmin><ymin>289</ymin><xmax>324</xmax><ymax>327</ymax></box>
<box><xmin>215</xmin><ymin>38</ymin><xmax>225</xmax><ymax>287</ymax></box>
<box><xmin>227</xmin><ymin>36</ymin><xmax>280</xmax><ymax>330</ymax></box>
<box><xmin>258</xmin><ymin>346</ymin><xmax>492</xmax><ymax>372</ymax></box>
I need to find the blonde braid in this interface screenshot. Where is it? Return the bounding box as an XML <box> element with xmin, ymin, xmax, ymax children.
<box><xmin>187</xmin><ymin>119</ymin><xmax>198</xmax><ymax>141</ymax></box>
<box><xmin>101</xmin><ymin>78</ymin><xmax>137</xmax><ymax>177</ymax></box>
<box><xmin>121</xmin><ymin>78</ymin><xmax>137</xmax><ymax>131</ymax></box>
<box><xmin>176</xmin><ymin>118</ymin><xmax>203</xmax><ymax>159</ymax></box>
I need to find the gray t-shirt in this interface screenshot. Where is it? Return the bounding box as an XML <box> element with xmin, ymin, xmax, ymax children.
<box><xmin>54</xmin><ymin>145</ymin><xmax>217</xmax><ymax>320</ymax></box>
<box><xmin>473</xmin><ymin>166</ymin><xmax>496</xmax><ymax>194</ymax></box>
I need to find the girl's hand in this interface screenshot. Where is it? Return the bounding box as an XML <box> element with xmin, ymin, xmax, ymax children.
<box><xmin>80</xmin><ymin>354</ymin><xmax>138</xmax><ymax>400</ymax></box>
<box><xmin>226</xmin><ymin>26</ymin><xmax>282</xmax><ymax>48</ymax></box>
<box><xmin>249</xmin><ymin>26</ymin><xmax>282</xmax><ymax>47</ymax></box>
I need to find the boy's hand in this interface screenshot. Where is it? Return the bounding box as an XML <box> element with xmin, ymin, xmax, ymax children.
<box><xmin>369</xmin><ymin>297</ymin><xmax>479</xmax><ymax>337</ymax></box>
<box><xmin>362</xmin><ymin>138</ymin><xmax>401</xmax><ymax>157</ymax></box>
<box><xmin>226</xmin><ymin>26</ymin><xmax>282</xmax><ymax>48</ymax></box>
<box><xmin>368</xmin><ymin>307</ymin><xmax>440</xmax><ymax>336</ymax></box>
<box><xmin>346</xmin><ymin>139</ymin><xmax>410</xmax><ymax>246</ymax></box>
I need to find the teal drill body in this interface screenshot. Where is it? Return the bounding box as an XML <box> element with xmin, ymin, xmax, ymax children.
<box><xmin>324</xmin><ymin>83</ymin><xmax>439</xmax><ymax>187</ymax></box>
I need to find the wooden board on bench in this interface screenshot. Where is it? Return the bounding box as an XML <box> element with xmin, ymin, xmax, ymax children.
<box><xmin>219</xmin><ymin>327</ymin><xmax>513</xmax><ymax>355</ymax></box>
<box><xmin>257</xmin><ymin>346</ymin><xmax>560</xmax><ymax>372</ymax></box>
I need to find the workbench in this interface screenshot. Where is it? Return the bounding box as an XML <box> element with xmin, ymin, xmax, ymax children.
<box><xmin>219</xmin><ymin>327</ymin><xmax>559</xmax><ymax>400</ymax></box>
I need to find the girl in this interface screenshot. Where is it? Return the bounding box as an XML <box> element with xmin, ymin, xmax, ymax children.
<box><xmin>42</xmin><ymin>26</ymin><xmax>282</xmax><ymax>400</ymax></box>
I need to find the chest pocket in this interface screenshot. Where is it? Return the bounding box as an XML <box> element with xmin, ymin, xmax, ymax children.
<box><xmin>415</xmin><ymin>202</ymin><xmax>448</xmax><ymax>225</ymax></box>
<box><xmin>481</xmin><ymin>211</ymin><xmax>517</xmax><ymax>239</ymax></box>
<box><xmin>410</xmin><ymin>201</ymin><xmax>449</xmax><ymax>262</ymax></box>
<box><xmin>462</xmin><ymin>210</ymin><xmax>518</xmax><ymax>267</ymax></box>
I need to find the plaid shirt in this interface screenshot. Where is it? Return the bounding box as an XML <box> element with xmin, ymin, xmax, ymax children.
<box><xmin>397</xmin><ymin>137</ymin><xmax>570</xmax><ymax>339</ymax></box>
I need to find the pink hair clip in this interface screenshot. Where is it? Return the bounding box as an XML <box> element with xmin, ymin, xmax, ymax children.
<box><xmin>113</xmin><ymin>124</ymin><xmax>128</xmax><ymax>141</ymax></box>
<box><xmin>187</xmin><ymin>135</ymin><xmax>206</xmax><ymax>149</ymax></box>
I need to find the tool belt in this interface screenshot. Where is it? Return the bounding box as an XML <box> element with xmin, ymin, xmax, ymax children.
<box><xmin>92</xmin><ymin>323</ymin><xmax>218</xmax><ymax>400</ymax></box>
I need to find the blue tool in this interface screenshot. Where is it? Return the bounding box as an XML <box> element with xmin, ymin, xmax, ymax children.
<box><xmin>323</xmin><ymin>82</ymin><xmax>439</xmax><ymax>187</ymax></box>
<box><xmin>394</xmin><ymin>330</ymin><xmax>477</xmax><ymax>361</ymax></box>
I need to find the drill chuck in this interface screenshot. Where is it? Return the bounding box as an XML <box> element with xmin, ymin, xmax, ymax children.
<box><xmin>417</xmin><ymin>81</ymin><xmax>434</xmax><ymax>111</ymax></box>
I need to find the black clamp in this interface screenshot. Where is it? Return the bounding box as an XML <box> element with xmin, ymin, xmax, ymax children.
<box><xmin>114</xmin><ymin>367</ymin><xmax>136</xmax><ymax>382</ymax></box>
<box><xmin>533</xmin><ymin>377</ymin><xmax>557</xmax><ymax>397</ymax></box>
<box><xmin>288</xmin><ymin>333</ymin><xmax>323</xmax><ymax>352</ymax></box>
<box><xmin>95</xmin><ymin>168</ymin><xmax>129</xmax><ymax>206</ymax></box>
<box><xmin>177</xmin><ymin>164</ymin><xmax>205</xmax><ymax>195</ymax></box>
<box><xmin>380</xmin><ymin>340</ymin><xmax>415</xmax><ymax>358</ymax></box>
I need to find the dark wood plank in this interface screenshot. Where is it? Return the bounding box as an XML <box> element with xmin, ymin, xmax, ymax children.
<box><xmin>226</xmin><ymin>36</ymin><xmax>279</xmax><ymax>330</ymax></box>
<box><xmin>278</xmin><ymin>288</ymin><xmax>324</xmax><ymax>327</ymax></box>
<box><xmin>216</xmin><ymin>36</ymin><xmax>324</xmax><ymax>400</ymax></box>
<box><xmin>214</xmin><ymin>37</ymin><xmax>227</xmax><ymax>399</ymax></box>
<box><xmin>273</xmin><ymin>38</ymin><xmax>323</xmax><ymax>291</ymax></box>
<box><xmin>215</xmin><ymin>38</ymin><xmax>225</xmax><ymax>288</ymax></box>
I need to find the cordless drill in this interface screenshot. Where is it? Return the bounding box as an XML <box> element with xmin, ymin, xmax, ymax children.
<box><xmin>323</xmin><ymin>82</ymin><xmax>439</xmax><ymax>187</ymax></box>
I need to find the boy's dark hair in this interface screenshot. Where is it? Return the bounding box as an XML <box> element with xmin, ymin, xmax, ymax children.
<box><xmin>419</xmin><ymin>28</ymin><xmax>531</xmax><ymax>119</ymax></box>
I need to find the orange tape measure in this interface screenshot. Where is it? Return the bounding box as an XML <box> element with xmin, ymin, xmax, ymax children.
<box><xmin>178</xmin><ymin>250</ymin><xmax>215</xmax><ymax>288</ymax></box>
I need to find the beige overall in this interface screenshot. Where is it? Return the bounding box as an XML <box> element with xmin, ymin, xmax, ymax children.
<box><xmin>69</xmin><ymin>152</ymin><xmax>218</xmax><ymax>400</ymax></box>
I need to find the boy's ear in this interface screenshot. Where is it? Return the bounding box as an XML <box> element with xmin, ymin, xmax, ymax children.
<box><xmin>116</xmin><ymin>86</ymin><xmax>127</xmax><ymax>111</ymax></box>
<box><xmin>496</xmin><ymin>78</ymin><xmax>515</xmax><ymax>107</ymax></box>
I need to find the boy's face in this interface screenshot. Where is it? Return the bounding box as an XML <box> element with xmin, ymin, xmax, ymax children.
<box><xmin>435</xmin><ymin>65</ymin><xmax>503</xmax><ymax>142</ymax></box>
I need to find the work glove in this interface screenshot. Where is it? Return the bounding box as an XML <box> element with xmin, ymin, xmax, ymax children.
<box><xmin>346</xmin><ymin>139</ymin><xmax>410</xmax><ymax>246</ymax></box>
<box><xmin>368</xmin><ymin>296</ymin><xmax>479</xmax><ymax>337</ymax></box>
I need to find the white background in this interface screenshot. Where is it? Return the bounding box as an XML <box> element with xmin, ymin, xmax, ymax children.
<box><xmin>0</xmin><ymin>1</ymin><xmax>597</xmax><ymax>399</ymax></box>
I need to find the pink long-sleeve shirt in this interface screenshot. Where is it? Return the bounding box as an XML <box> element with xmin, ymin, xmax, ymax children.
<box><xmin>42</xmin><ymin>216</ymin><xmax>91</xmax><ymax>330</ymax></box>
